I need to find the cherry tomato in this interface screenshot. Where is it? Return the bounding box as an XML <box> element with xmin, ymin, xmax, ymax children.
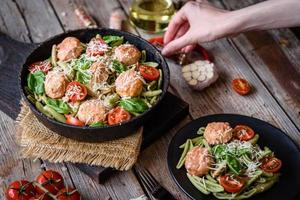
<box><xmin>6</xmin><ymin>180</ymin><xmax>36</xmax><ymax>200</ymax></box>
<box><xmin>148</xmin><ymin>37</ymin><xmax>164</xmax><ymax>46</ymax></box>
<box><xmin>107</xmin><ymin>107</ymin><xmax>131</xmax><ymax>125</ymax></box>
<box><xmin>139</xmin><ymin>65</ymin><xmax>160</xmax><ymax>81</ymax></box>
<box><xmin>36</xmin><ymin>170</ymin><xmax>64</xmax><ymax>195</ymax></box>
<box><xmin>65</xmin><ymin>115</ymin><xmax>85</xmax><ymax>127</ymax></box>
<box><xmin>219</xmin><ymin>175</ymin><xmax>245</xmax><ymax>193</ymax></box>
<box><xmin>86</xmin><ymin>37</ymin><xmax>107</xmax><ymax>57</ymax></box>
<box><xmin>57</xmin><ymin>188</ymin><xmax>80</xmax><ymax>200</ymax></box>
<box><xmin>28</xmin><ymin>60</ymin><xmax>52</xmax><ymax>74</ymax></box>
<box><xmin>65</xmin><ymin>81</ymin><xmax>87</xmax><ymax>102</ymax></box>
<box><xmin>232</xmin><ymin>78</ymin><xmax>251</xmax><ymax>95</ymax></box>
<box><xmin>260</xmin><ymin>156</ymin><xmax>282</xmax><ymax>173</ymax></box>
<box><xmin>233</xmin><ymin>125</ymin><xmax>255</xmax><ymax>141</ymax></box>
<box><xmin>29</xmin><ymin>193</ymin><xmax>52</xmax><ymax>200</ymax></box>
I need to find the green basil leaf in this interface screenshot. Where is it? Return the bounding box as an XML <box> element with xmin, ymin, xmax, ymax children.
<box><xmin>27</xmin><ymin>71</ymin><xmax>45</xmax><ymax>94</ymax></box>
<box><xmin>112</xmin><ymin>60</ymin><xmax>126</xmax><ymax>73</ymax></box>
<box><xmin>212</xmin><ymin>145</ymin><xmax>227</xmax><ymax>160</ymax></box>
<box><xmin>89</xmin><ymin>122</ymin><xmax>106</xmax><ymax>127</ymax></box>
<box><xmin>45</xmin><ymin>97</ymin><xmax>71</xmax><ymax>114</ymax></box>
<box><xmin>103</xmin><ymin>35</ymin><xmax>124</xmax><ymax>47</ymax></box>
<box><xmin>75</xmin><ymin>70</ymin><xmax>91</xmax><ymax>85</ymax></box>
<box><xmin>119</xmin><ymin>98</ymin><xmax>149</xmax><ymax>114</ymax></box>
<box><xmin>226</xmin><ymin>155</ymin><xmax>241</xmax><ymax>175</ymax></box>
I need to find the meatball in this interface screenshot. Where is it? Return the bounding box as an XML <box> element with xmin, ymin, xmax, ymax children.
<box><xmin>89</xmin><ymin>62</ymin><xmax>109</xmax><ymax>89</ymax></box>
<box><xmin>77</xmin><ymin>100</ymin><xmax>106</xmax><ymax>125</ymax></box>
<box><xmin>115</xmin><ymin>70</ymin><xmax>143</xmax><ymax>97</ymax></box>
<box><xmin>57</xmin><ymin>37</ymin><xmax>83</xmax><ymax>61</ymax></box>
<box><xmin>45</xmin><ymin>71</ymin><xmax>67</xmax><ymax>99</ymax></box>
<box><xmin>204</xmin><ymin>122</ymin><xmax>233</xmax><ymax>145</ymax></box>
<box><xmin>114</xmin><ymin>44</ymin><xmax>141</xmax><ymax>65</ymax></box>
<box><xmin>185</xmin><ymin>147</ymin><xmax>212</xmax><ymax>176</ymax></box>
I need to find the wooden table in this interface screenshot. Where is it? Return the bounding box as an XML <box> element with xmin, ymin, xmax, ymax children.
<box><xmin>0</xmin><ymin>0</ymin><xmax>299</xmax><ymax>199</ymax></box>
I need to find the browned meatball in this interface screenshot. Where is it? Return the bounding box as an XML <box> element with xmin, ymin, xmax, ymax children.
<box><xmin>57</xmin><ymin>37</ymin><xmax>83</xmax><ymax>61</ymax></box>
<box><xmin>114</xmin><ymin>44</ymin><xmax>141</xmax><ymax>65</ymax></box>
<box><xmin>185</xmin><ymin>147</ymin><xmax>212</xmax><ymax>176</ymax></box>
<box><xmin>89</xmin><ymin>62</ymin><xmax>109</xmax><ymax>89</ymax></box>
<box><xmin>204</xmin><ymin>122</ymin><xmax>233</xmax><ymax>145</ymax></box>
<box><xmin>77</xmin><ymin>100</ymin><xmax>106</xmax><ymax>125</ymax></box>
<box><xmin>45</xmin><ymin>71</ymin><xmax>67</xmax><ymax>99</ymax></box>
<box><xmin>115</xmin><ymin>70</ymin><xmax>143</xmax><ymax>97</ymax></box>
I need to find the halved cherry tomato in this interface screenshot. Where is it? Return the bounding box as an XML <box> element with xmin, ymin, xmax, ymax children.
<box><xmin>65</xmin><ymin>115</ymin><xmax>85</xmax><ymax>126</ymax></box>
<box><xmin>233</xmin><ymin>125</ymin><xmax>255</xmax><ymax>141</ymax></box>
<box><xmin>148</xmin><ymin>37</ymin><xmax>164</xmax><ymax>46</ymax></box>
<box><xmin>86</xmin><ymin>37</ymin><xmax>108</xmax><ymax>57</ymax></box>
<box><xmin>260</xmin><ymin>156</ymin><xmax>282</xmax><ymax>173</ymax></box>
<box><xmin>232</xmin><ymin>78</ymin><xmax>251</xmax><ymax>95</ymax></box>
<box><xmin>139</xmin><ymin>65</ymin><xmax>160</xmax><ymax>81</ymax></box>
<box><xmin>107</xmin><ymin>107</ymin><xmax>131</xmax><ymax>125</ymax></box>
<box><xmin>6</xmin><ymin>180</ymin><xmax>36</xmax><ymax>200</ymax></box>
<box><xmin>29</xmin><ymin>60</ymin><xmax>52</xmax><ymax>74</ymax></box>
<box><xmin>219</xmin><ymin>175</ymin><xmax>245</xmax><ymax>193</ymax></box>
<box><xmin>36</xmin><ymin>170</ymin><xmax>64</xmax><ymax>195</ymax></box>
<box><xmin>65</xmin><ymin>81</ymin><xmax>87</xmax><ymax>102</ymax></box>
<box><xmin>57</xmin><ymin>188</ymin><xmax>81</xmax><ymax>200</ymax></box>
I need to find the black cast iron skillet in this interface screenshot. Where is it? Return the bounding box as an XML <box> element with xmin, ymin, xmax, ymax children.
<box><xmin>18</xmin><ymin>28</ymin><xmax>170</xmax><ymax>142</ymax></box>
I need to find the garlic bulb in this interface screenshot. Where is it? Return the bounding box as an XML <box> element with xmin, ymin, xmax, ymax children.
<box><xmin>182</xmin><ymin>60</ymin><xmax>218</xmax><ymax>91</ymax></box>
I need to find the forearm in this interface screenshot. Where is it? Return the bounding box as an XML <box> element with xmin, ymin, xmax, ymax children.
<box><xmin>227</xmin><ymin>0</ymin><xmax>300</xmax><ymax>34</ymax></box>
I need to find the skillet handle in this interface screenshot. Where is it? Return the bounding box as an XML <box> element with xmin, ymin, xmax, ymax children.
<box><xmin>0</xmin><ymin>32</ymin><xmax>37</xmax><ymax>119</ymax></box>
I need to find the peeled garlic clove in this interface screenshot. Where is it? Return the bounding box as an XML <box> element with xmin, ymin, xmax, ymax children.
<box><xmin>197</xmin><ymin>74</ymin><xmax>206</xmax><ymax>82</ymax></box>
<box><xmin>181</xmin><ymin>60</ymin><xmax>218</xmax><ymax>91</ymax></box>
<box><xmin>189</xmin><ymin>79</ymin><xmax>197</xmax><ymax>85</ymax></box>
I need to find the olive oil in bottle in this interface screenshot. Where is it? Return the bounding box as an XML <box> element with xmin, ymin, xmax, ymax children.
<box><xmin>129</xmin><ymin>0</ymin><xmax>175</xmax><ymax>33</ymax></box>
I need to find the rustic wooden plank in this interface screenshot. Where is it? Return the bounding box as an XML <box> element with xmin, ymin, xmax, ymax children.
<box><xmin>216</xmin><ymin>0</ymin><xmax>300</xmax><ymax>130</ymax></box>
<box><xmin>0</xmin><ymin>1</ymin><xmax>43</xmax><ymax>199</ymax></box>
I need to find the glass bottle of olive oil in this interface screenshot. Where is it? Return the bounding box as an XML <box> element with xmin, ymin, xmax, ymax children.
<box><xmin>129</xmin><ymin>0</ymin><xmax>175</xmax><ymax>33</ymax></box>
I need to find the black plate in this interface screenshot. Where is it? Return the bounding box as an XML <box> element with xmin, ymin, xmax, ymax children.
<box><xmin>167</xmin><ymin>114</ymin><xmax>300</xmax><ymax>200</ymax></box>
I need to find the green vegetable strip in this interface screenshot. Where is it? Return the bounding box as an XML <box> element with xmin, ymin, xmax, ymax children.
<box><xmin>176</xmin><ymin>139</ymin><xmax>193</xmax><ymax>169</ymax></box>
<box><xmin>43</xmin><ymin>105</ymin><xmax>66</xmax><ymax>123</ymax></box>
<box><xmin>187</xmin><ymin>174</ymin><xmax>210</xmax><ymax>195</ymax></box>
<box><xmin>249</xmin><ymin>134</ymin><xmax>259</xmax><ymax>144</ymax></box>
<box><xmin>157</xmin><ymin>69</ymin><xmax>163</xmax><ymax>89</ymax></box>
<box><xmin>142</xmin><ymin>61</ymin><xmax>159</xmax><ymax>67</ymax></box>
<box><xmin>192</xmin><ymin>176</ymin><xmax>224</xmax><ymax>193</ymax></box>
<box><xmin>197</xmin><ymin>127</ymin><xmax>206</xmax><ymax>135</ymax></box>
<box><xmin>51</xmin><ymin>45</ymin><xmax>57</xmax><ymax>67</ymax></box>
<box><xmin>142</xmin><ymin>89</ymin><xmax>162</xmax><ymax>97</ymax></box>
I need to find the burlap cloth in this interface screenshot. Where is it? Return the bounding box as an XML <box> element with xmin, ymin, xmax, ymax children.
<box><xmin>16</xmin><ymin>103</ymin><xmax>143</xmax><ymax>170</ymax></box>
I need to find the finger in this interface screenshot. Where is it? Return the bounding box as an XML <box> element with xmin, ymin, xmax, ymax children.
<box><xmin>164</xmin><ymin>8</ymin><xmax>187</xmax><ymax>45</ymax></box>
<box><xmin>162</xmin><ymin>31</ymin><xmax>193</xmax><ymax>56</ymax></box>
<box><xmin>182</xmin><ymin>44</ymin><xmax>196</xmax><ymax>53</ymax></box>
<box><xmin>174</xmin><ymin>22</ymin><xmax>189</xmax><ymax>39</ymax></box>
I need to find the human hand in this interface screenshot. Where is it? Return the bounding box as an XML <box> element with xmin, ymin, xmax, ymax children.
<box><xmin>162</xmin><ymin>1</ymin><xmax>233</xmax><ymax>56</ymax></box>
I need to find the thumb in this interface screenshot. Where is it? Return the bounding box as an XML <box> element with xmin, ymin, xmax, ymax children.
<box><xmin>162</xmin><ymin>31</ymin><xmax>193</xmax><ymax>56</ymax></box>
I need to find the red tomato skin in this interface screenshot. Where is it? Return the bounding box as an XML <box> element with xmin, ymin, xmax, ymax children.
<box><xmin>219</xmin><ymin>175</ymin><xmax>245</xmax><ymax>193</ymax></box>
<box><xmin>65</xmin><ymin>81</ymin><xmax>87</xmax><ymax>102</ymax></box>
<box><xmin>65</xmin><ymin>115</ymin><xmax>85</xmax><ymax>127</ymax></box>
<box><xmin>139</xmin><ymin>65</ymin><xmax>160</xmax><ymax>81</ymax></box>
<box><xmin>6</xmin><ymin>180</ymin><xmax>35</xmax><ymax>200</ymax></box>
<box><xmin>29</xmin><ymin>61</ymin><xmax>52</xmax><ymax>74</ymax></box>
<box><xmin>148</xmin><ymin>37</ymin><xmax>164</xmax><ymax>46</ymax></box>
<box><xmin>36</xmin><ymin>170</ymin><xmax>64</xmax><ymax>195</ymax></box>
<box><xmin>57</xmin><ymin>188</ymin><xmax>81</xmax><ymax>200</ymax></box>
<box><xmin>232</xmin><ymin>78</ymin><xmax>251</xmax><ymax>96</ymax></box>
<box><xmin>260</xmin><ymin>156</ymin><xmax>282</xmax><ymax>173</ymax></box>
<box><xmin>29</xmin><ymin>193</ymin><xmax>52</xmax><ymax>200</ymax></box>
<box><xmin>233</xmin><ymin>125</ymin><xmax>255</xmax><ymax>141</ymax></box>
<box><xmin>107</xmin><ymin>107</ymin><xmax>131</xmax><ymax>125</ymax></box>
